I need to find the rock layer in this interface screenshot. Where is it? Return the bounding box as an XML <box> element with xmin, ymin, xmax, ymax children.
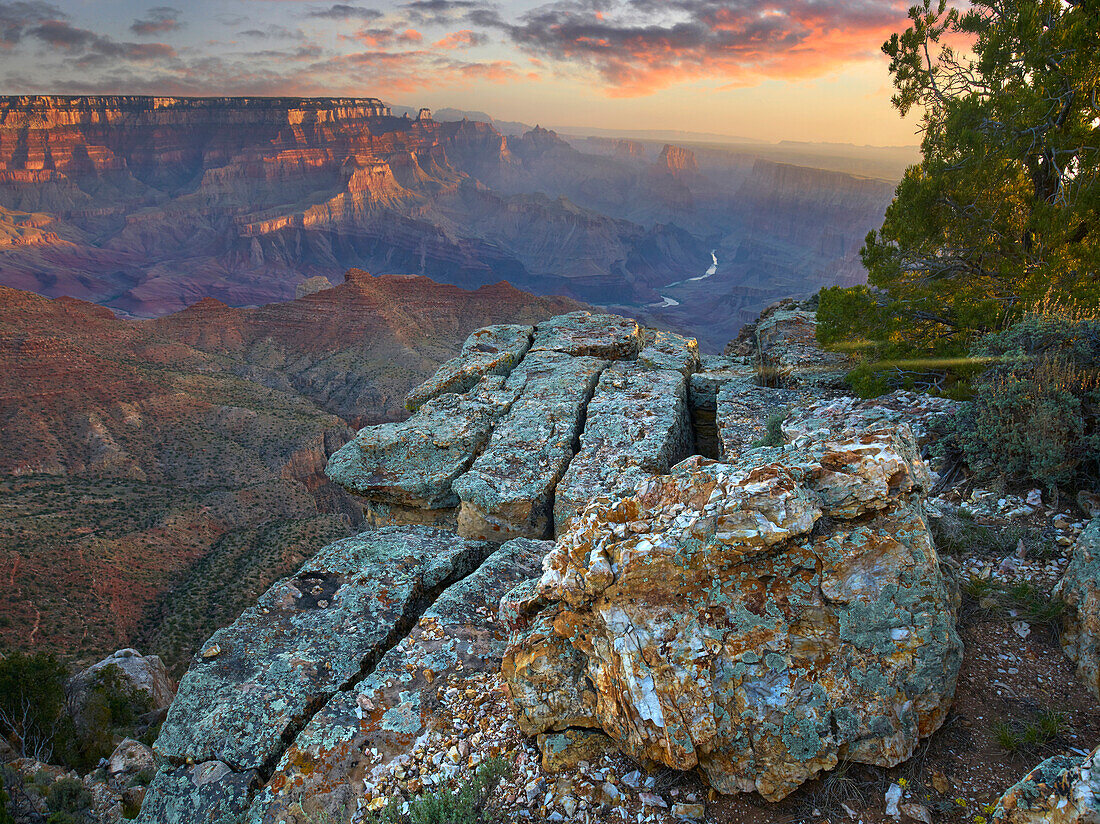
<box><xmin>330</xmin><ymin>311</ymin><xmax>703</xmax><ymax>543</ymax></box>
<box><xmin>554</xmin><ymin>363</ymin><xmax>693</xmax><ymax>530</ymax></box>
<box><xmin>503</xmin><ymin>420</ymin><xmax>961</xmax><ymax>800</ymax></box>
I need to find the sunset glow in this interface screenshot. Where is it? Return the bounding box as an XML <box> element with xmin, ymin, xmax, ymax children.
<box><xmin>0</xmin><ymin>0</ymin><xmax>924</xmax><ymax>144</ymax></box>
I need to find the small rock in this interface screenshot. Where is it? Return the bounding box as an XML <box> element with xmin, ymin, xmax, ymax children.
<box><xmin>901</xmin><ymin>802</ymin><xmax>933</xmax><ymax>823</ymax></box>
<box><xmin>671</xmin><ymin>802</ymin><xmax>705</xmax><ymax>820</ymax></box>
<box><xmin>639</xmin><ymin>792</ymin><xmax>667</xmax><ymax>808</ymax></box>
<box><xmin>201</xmin><ymin>644</ymin><xmax>220</xmax><ymax>659</ymax></box>
<box><xmin>885</xmin><ymin>783</ymin><xmax>903</xmax><ymax>818</ymax></box>
<box><xmin>1027</xmin><ymin>489</ymin><xmax>1043</xmax><ymax>508</ymax></box>
<box><xmin>931</xmin><ymin>770</ymin><xmax>949</xmax><ymax>794</ymax></box>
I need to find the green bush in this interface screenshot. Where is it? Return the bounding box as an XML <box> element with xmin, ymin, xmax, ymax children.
<box><xmin>44</xmin><ymin>777</ymin><xmax>92</xmax><ymax>821</ymax></box>
<box><xmin>0</xmin><ymin>652</ymin><xmax>75</xmax><ymax>764</ymax></box>
<box><xmin>944</xmin><ymin>311</ymin><xmax>1100</xmax><ymax>491</ymax></box>
<box><xmin>364</xmin><ymin>758</ymin><xmax>511</xmax><ymax>824</ymax></box>
<box><xmin>0</xmin><ymin>770</ymin><xmax>15</xmax><ymax>824</ymax></box>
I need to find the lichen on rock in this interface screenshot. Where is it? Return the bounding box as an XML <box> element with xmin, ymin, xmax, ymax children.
<box><xmin>502</xmin><ymin>420</ymin><xmax>961</xmax><ymax>801</ymax></box>
<box><xmin>1053</xmin><ymin>518</ymin><xmax>1100</xmax><ymax>698</ymax></box>
<box><xmin>992</xmin><ymin>744</ymin><xmax>1100</xmax><ymax>823</ymax></box>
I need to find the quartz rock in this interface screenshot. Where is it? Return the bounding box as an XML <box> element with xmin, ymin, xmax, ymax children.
<box><xmin>991</xmin><ymin>744</ymin><xmax>1100</xmax><ymax>823</ymax></box>
<box><xmin>503</xmin><ymin>424</ymin><xmax>961</xmax><ymax>801</ymax></box>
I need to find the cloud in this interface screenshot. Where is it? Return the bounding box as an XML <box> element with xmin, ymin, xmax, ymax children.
<box><xmin>485</xmin><ymin>0</ymin><xmax>912</xmax><ymax>95</ymax></box>
<box><xmin>347</xmin><ymin>27</ymin><xmax>422</xmax><ymax>48</ymax></box>
<box><xmin>238</xmin><ymin>24</ymin><xmax>304</xmax><ymax>40</ymax></box>
<box><xmin>401</xmin><ymin>0</ymin><xmax>484</xmax><ymax>26</ymax></box>
<box><xmin>305</xmin><ymin>4</ymin><xmax>382</xmax><ymax>20</ymax></box>
<box><xmin>0</xmin><ymin>0</ymin><xmax>62</xmax><ymax>46</ymax></box>
<box><xmin>130</xmin><ymin>6</ymin><xmax>181</xmax><ymax>36</ymax></box>
<box><xmin>434</xmin><ymin>29</ymin><xmax>488</xmax><ymax>49</ymax></box>
<box><xmin>23</xmin><ymin>17</ymin><xmax>178</xmax><ymax>65</ymax></box>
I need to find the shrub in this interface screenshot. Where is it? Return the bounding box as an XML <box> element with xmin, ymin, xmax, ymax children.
<box><xmin>0</xmin><ymin>652</ymin><xmax>74</xmax><ymax>764</ymax></box>
<box><xmin>363</xmin><ymin>758</ymin><xmax>511</xmax><ymax>824</ymax></box>
<box><xmin>944</xmin><ymin>309</ymin><xmax>1100</xmax><ymax>491</ymax></box>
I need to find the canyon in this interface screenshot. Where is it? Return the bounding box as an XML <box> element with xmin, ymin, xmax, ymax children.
<box><xmin>0</xmin><ymin>273</ymin><xmax>580</xmax><ymax>669</ymax></box>
<box><xmin>0</xmin><ymin>96</ymin><xmax>894</xmax><ymax>350</ymax></box>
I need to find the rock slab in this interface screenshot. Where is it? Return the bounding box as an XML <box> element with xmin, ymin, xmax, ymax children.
<box><xmin>246</xmin><ymin>537</ymin><xmax>551</xmax><ymax>824</ymax></box>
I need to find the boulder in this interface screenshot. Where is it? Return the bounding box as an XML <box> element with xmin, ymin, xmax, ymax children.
<box><xmin>529</xmin><ymin>311</ymin><xmax>641</xmax><ymax>359</ymax></box>
<box><xmin>637</xmin><ymin>330</ymin><xmax>700</xmax><ymax>377</ymax></box>
<box><xmin>326</xmin><ymin>375</ymin><xmax>519</xmax><ymax>527</ymax></box>
<box><xmin>245</xmin><ymin>537</ymin><xmax>551</xmax><ymax>824</ymax></box>
<box><xmin>142</xmin><ymin>526</ymin><xmax>493</xmax><ymax>823</ymax></box>
<box><xmin>554</xmin><ymin>364</ymin><xmax>693</xmax><ymax>530</ymax></box>
<box><xmin>108</xmin><ymin>738</ymin><xmax>155</xmax><ymax>783</ymax></box>
<box><xmin>405</xmin><ymin>324</ymin><xmax>533</xmax><ymax>412</ymax></box>
<box><xmin>754</xmin><ymin>308</ymin><xmax>851</xmax><ymax>389</ymax></box>
<box><xmin>503</xmin><ymin>423</ymin><xmax>961</xmax><ymax>801</ymax></box>
<box><xmin>1053</xmin><ymin>518</ymin><xmax>1100</xmax><ymax>697</ymax></box>
<box><xmin>784</xmin><ymin>391</ymin><xmax>960</xmax><ymax>446</ymax></box>
<box><xmin>67</xmin><ymin>649</ymin><xmax>174</xmax><ymax>736</ymax></box>
<box><xmin>452</xmin><ymin>351</ymin><xmax>607</xmax><ymax>540</ymax></box>
<box><xmin>991</xmin><ymin>745</ymin><xmax>1100</xmax><ymax>823</ymax></box>
<box><xmin>137</xmin><ymin>761</ymin><xmax>259</xmax><ymax>824</ymax></box>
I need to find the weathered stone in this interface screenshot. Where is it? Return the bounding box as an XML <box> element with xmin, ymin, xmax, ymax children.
<box><xmin>108</xmin><ymin>738</ymin><xmax>155</xmax><ymax>783</ymax></box>
<box><xmin>504</xmin><ymin>424</ymin><xmax>960</xmax><ymax>801</ymax></box>
<box><xmin>404</xmin><ymin>324</ymin><xmax>533</xmax><ymax>411</ymax></box>
<box><xmin>688</xmin><ymin>358</ymin><xmax>755</xmax><ymax>458</ymax></box>
<box><xmin>785</xmin><ymin>392</ymin><xmax>960</xmax><ymax>445</ymax></box>
<box><xmin>1079</xmin><ymin>491</ymin><xmax>1100</xmax><ymax>520</ymax></box>
<box><xmin>136</xmin><ymin>761</ymin><xmax>259</xmax><ymax>824</ymax></box>
<box><xmin>754</xmin><ymin>309</ymin><xmax>851</xmax><ymax>389</ymax></box>
<box><xmin>327</xmin><ymin>375</ymin><xmax>519</xmax><ymax>517</ymax></box>
<box><xmin>245</xmin><ymin>538</ymin><xmax>551</xmax><ymax>824</ymax></box>
<box><xmin>554</xmin><ymin>364</ymin><xmax>693</xmax><ymax>530</ymax></box>
<box><xmin>530</xmin><ymin>311</ymin><xmax>642</xmax><ymax>359</ymax></box>
<box><xmin>68</xmin><ymin>649</ymin><xmax>174</xmax><ymax>737</ymax></box>
<box><xmin>453</xmin><ymin>351</ymin><xmax>607</xmax><ymax>540</ymax></box>
<box><xmin>152</xmin><ymin>527</ymin><xmax>493</xmax><ymax>772</ymax></box>
<box><xmin>991</xmin><ymin>745</ymin><xmax>1100</xmax><ymax>823</ymax></box>
<box><xmin>501</xmin><ymin>598</ymin><xmax>601</xmax><ymax>737</ymax></box>
<box><xmin>637</xmin><ymin>330</ymin><xmax>700</xmax><ymax>377</ymax></box>
<box><xmin>1053</xmin><ymin>518</ymin><xmax>1100</xmax><ymax>698</ymax></box>
<box><xmin>537</xmin><ymin>728</ymin><xmax>619</xmax><ymax>774</ymax></box>
<box><xmin>360</xmin><ymin>500</ymin><xmax>459</xmax><ymax>530</ymax></box>
<box><xmin>716</xmin><ymin>379</ymin><xmax>795</xmax><ymax>459</ymax></box>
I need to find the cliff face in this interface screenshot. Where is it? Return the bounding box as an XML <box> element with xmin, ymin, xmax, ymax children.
<box><xmin>0</xmin><ymin>96</ymin><xmax>892</xmax><ymax>347</ymax></box>
<box><xmin>0</xmin><ymin>273</ymin><xmax>582</xmax><ymax>670</ymax></box>
<box><xmin>0</xmin><ymin>96</ymin><xmax>708</xmax><ymax>317</ymax></box>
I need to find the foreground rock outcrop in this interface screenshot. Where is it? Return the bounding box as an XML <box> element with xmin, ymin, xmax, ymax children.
<box><xmin>992</xmin><ymin>744</ymin><xmax>1100</xmax><ymax>823</ymax></box>
<box><xmin>503</xmin><ymin>416</ymin><xmax>962</xmax><ymax>800</ymax></box>
<box><xmin>1054</xmin><ymin>518</ymin><xmax>1100</xmax><ymax>698</ymax></box>
<box><xmin>328</xmin><ymin>309</ymin><xmax>839</xmax><ymax>543</ymax></box>
<box><xmin>139</xmin><ymin>527</ymin><xmax>496</xmax><ymax>823</ymax></box>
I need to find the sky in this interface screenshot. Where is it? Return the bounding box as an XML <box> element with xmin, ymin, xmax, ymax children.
<box><xmin>0</xmin><ymin>1</ymin><xmax>925</xmax><ymax>145</ymax></box>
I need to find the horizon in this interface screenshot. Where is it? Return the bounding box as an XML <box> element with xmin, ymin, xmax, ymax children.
<box><xmin>0</xmin><ymin>0</ymin><xmax>924</xmax><ymax>145</ymax></box>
